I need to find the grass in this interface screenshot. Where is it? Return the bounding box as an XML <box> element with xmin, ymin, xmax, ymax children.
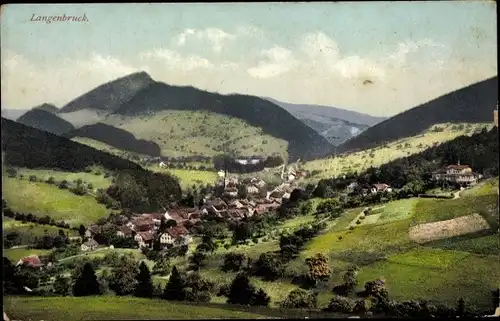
<box><xmin>280</xmin><ymin>214</ymin><xmax>316</xmax><ymax>230</ymax></box>
<box><xmin>411</xmin><ymin>194</ymin><xmax>498</xmax><ymax>226</ymax></box>
<box><xmin>148</xmin><ymin>166</ymin><xmax>218</xmax><ymax>189</ymax></box>
<box><xmin>303</xmin><ymin>122</ymin><xmax>494</xmax><ymax>182</ymax></box>
<box><xmin>11</xmin><ymin>167</ymin><xmax>113</xmax><ymax>190</ymax></box>
<box><xmin>2</xmin><ymin>176</ymin><xmax>110</xmax><ymax>226</ymax></box>
<box><xmin>357</xmin><ymin>247</ymin><xmax>500</xmax><ymax>310</ymax></box>
<box><xmin>423</xmin><ymin>232</ymin><xmax>499</xmax><ymax>256</ymax></box>
<box><xmin>3</xmin><ymin>218</ymin><xmax>78</xmax><ymax>245</ymax></box>
<box><xmin>105</xmin><ymin>110</ymin><xmax>289</xmax><ymax>159</ymax></box>
<box><xmin>461</xmin><ymin>178</ymin><xmax>499</xmax><ymax>197</ymax></box>
<box><xmin>2</xmin><ymin>296</ymin><xmax>270</xmax><ymax>320</ymax></box>
<box><xmin>3</xmin><ymin>247</ymin><xmax>53</xmax><ymax>262</ymax></box>
<box><xmin>71</xmin><ymin>137</ymin><xmax>149</xmax><ymax>160</ymax></box>
<box><xmin>376</xmin><ymin>198</ymin><xmax>420</xmax><ymax>224</ymax></box>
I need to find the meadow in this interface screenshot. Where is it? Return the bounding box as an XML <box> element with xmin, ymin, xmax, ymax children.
<box><xmin>303</xmin><ymin>123</ymin><xmax>494</xmax><ymax>182</ymax></box>
<box><xmin>3</xmin><ymin>247</ymin><xmax>54</xmax><ymax>262</ymax></box>
<box><xmin>3</xmin><ymin>218</ymin><xmax>78</xmax><ymax>245</ymax></box>
<box><xmin>148</xmin><ymin>166</ymin><xmax>218</xmax><ymax>189</ymax></box>
<box><xmin>106</xmin><ymin>110</ymin><xmax>289</xmax><ymax>159</ymax></box>
<box><xmin>2</xmin><ymin>176</ymin><xmax>110</xmax><ymax>226</ymax></box>
<box><xmin>12</xmin><ymin>166</ymin><xmax>113</xmax><ymax>190</ymax></box>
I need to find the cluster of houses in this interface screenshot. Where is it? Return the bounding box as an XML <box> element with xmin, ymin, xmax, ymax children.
<box><xmin>81</xmin><ymin>194</ymin><xmax>283</xmax><ymax>252</ymax></box>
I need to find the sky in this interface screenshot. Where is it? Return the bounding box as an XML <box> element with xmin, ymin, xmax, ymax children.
<box><xmin>0</xmin><ymin>2</ymin><xmax>497</xmax><ymax>117</ymax></box>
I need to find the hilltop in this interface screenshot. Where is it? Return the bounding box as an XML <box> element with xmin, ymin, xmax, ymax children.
<box><xmin>50</xmin><ymin>72</ymin><xmax>333</xmax><ymax>161</ymax></box>
<box><xmin>16</xmin><ymin>107</ymin><xmax>75</xmax><ymax>135</ymax></box>
<box><xmin>337</xmin><ymin>76</ymin><xmax>498</xmax><ymax>153</ymax></box>
<box><xmin>265</xmin><ymin>97</ymin><xmax>386</xmax><ymax>146</ymax></box>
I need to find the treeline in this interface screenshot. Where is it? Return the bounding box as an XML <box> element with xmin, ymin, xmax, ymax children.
<box><xmin>3</xmin><ymin>201</ymin><xmax>70</xmax><ymax>229</ymax></box>
<box><xmin>316</xmin><ymin>127</ymin><xmax>498</xmax><ymax>193</ymax></box>
<box><xmin>63</xmin><ymin>123</ymin><xmax>162</xmax><ymax>157</ymax></box>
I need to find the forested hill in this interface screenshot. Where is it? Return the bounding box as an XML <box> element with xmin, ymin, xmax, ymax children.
<box><xmin>318</xmin><ymin>126</ymin><xmax>498</xmax><ymax>191</ymax></box>
<box><xmin>1</xmin><ymin>117</ymin><xmax>182</xmax><ymax>208</ymax></box>
<box><xmin>338</xmin><ymin>76</ymin><xmax>498</xmax><ymax>153</ymax></box>
<box><xmin>17</xmin><ymin>108</ymin><xmax>75</xmax><ymax>136</ymax></box>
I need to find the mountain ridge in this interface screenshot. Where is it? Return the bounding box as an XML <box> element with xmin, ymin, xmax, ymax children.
<box><xmin>337</xmin><ymin>76</ymin><xmax>499</xmax><ymax>153</ymax></box>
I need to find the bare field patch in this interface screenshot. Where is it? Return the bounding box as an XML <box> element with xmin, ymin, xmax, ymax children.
<box><xmin>409</xmin><ymin>214</ymin><xmax>491</xmax><ymax>244</ymax></box>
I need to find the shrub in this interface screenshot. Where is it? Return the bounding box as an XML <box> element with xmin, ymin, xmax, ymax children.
<box><xmin>325</xmin><ymin>295</ymin><xmax>357</xmax><ymax>313</ymax></box>
<box><xmin>356</xmin><ymin>220</ymin><xmax>361</xmax><ymax>225</ymax></box>
<box><xmin>349</xmin><ymin>226</ymin><xmax>355</xmax><ymax>230</ymax></box>
<box><xmin>46</xmin><ymin>177</ymin><xmax>56</xmax><ymax>184</ymax></box>
<box><xmin>59</xmin><ymin>180</ymin><xmax>69</xmax><ymax>189</ymax></box>
<box><xmin>280</xmin><ymin>289</ymin><xmax>318</xmax><ymax>309</ymax></box>
<box><xmin>29</xmin><ymin>175</ymin><xmax>37</xmax><ymax>182</ymax></box>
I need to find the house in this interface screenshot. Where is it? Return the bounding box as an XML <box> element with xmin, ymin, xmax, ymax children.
<box><xmin>246</xmin><ymin>184</ymin><xmax>260</xmax><ymax>195</ymax></box>
<box><xmin>159</xmin><ymin>225</ymin><xmax>192</xmax><ymax>246</ymax></box>
<box><xmin>371</xmin><ymin>184</ymin><xmax>392</xmax><ymax>194</ymax></box>
<box><xmin>85</xmin><ymin>225</ymin><xmax>101</xmax><ymax>239</ymax></box>
<box><xmin>116</xmin><ymin>225</ymin><xmax>133</xmax><ymax>238</ymax></box>
<box><xmin>229</xmin><ymin>200</ymin><xmax>245</xmax><ymax>209</ymax></box>
<box><xmin>131</xmin><ymin>217</ymin><xmax>155</xmax><ymax>232</ymax></box>
<box><xmin>224</xmin><ymin>187</ymin><xmax>238</xmax><ymax>197</ymax></box>
<box><xmin>16</xmin><ymin>255</ymin><xmax>44</xmax><ymax>268</ymax></box>
<box><xmin>432</xmin><ymin>163</ymin><xmax>480</xmax><ymax>185</ymax></box>
<box><xmin>208</xmin><ymin>198</ymin><xmax>228</xmax><ymax>211</ymax></box>
<box><xmin>134</xmin><ymin>231</ymin><xmax>154</xmax><ymax>248</ymax></box>
<box><xmin>250</xmin><ymin>178</ymin><xmax>266</xmax><ymax>188</ymax></box>
<box><xmin>81</xmin><ymin>239</ymin><xmax>99</xmax><ymax>252</ymax></box>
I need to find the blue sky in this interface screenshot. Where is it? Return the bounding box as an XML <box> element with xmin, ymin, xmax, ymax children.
<box><xmin>1</xmin><ymin>2</ymin><xmax>497</xmax><ymax>116</ymax></box>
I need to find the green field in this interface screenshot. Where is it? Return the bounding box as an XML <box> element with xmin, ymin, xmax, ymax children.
<box><xmin>148</xmin><ymin>166</ymin><xmax>218</xmax><ymax>189</ymax></box>
<box><xmin>357</xmin><ymin>247</ymin><xmax>500</xmax><ymax>310</ymax></box>
<box><xmin>3</xmin><ymin>218</ymin><xmax>78</xmax><ymax>245</ymax></box>
<box><xmin>2</xmin><ymin>296</ymin><xmax>270</xmax><ymax>320</ymax></box>
<box><xmin>12</xmin><ymin>167</ymin><xmax>113</xmax><ymax>190</ymax></box>
<box><xmin>376</xmin><ymin>198</ymin><xmax>419</xmax><ymax>224</ymax></box>
<box><xmin>461</xmin><ymin>178</ymin><xmax>499</xmax><ymax>197</ymax></box>
<box><xmin>71</xmin><ymin>137</ymin><xmax>149</xmax><ymax>161</ymax></box>
<box><xmin>303</xmin><ymin>123</ymin><xmax>494</xmax><ymax>182</ymax></box>
<box><xmin>105</xmin><ymin>110</ymin><xmax>289</xmax><ymax>159</ymax></box>
<box><xmin>3</xmin><ymin>247</ymin><xmax>53</xmax><ymax>262</ymax></box>
<box><xmin>2</xmin><ymin>177</ymin><xmax>109</xmax><ymax>226</ymax></box>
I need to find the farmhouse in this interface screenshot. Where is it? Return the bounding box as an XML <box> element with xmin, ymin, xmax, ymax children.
<box><xmin>135</xmin><ymin>231</ymin><xmax>154</xmax><ymax>248</ymax></box>
<box><xmin>81</xmin><ymin>239</ymin><xmax>99</xmax><ymax>252</ymax></box>
<box><xmin>371</xmin><ymin>183</ymin><xmax>392</xmax><ymax>194</ymax></box>
<box><xmin>246</xmin><ymin>184</ymin><xmax>260</xmax><ymax>195</ymax></box>
<box><xmin>431</xmin><ymin>162</ymin><xmax>481</xmax><ymax>185</ymax></box>
<box><xmin>85</xmin><ymin>225</ymin><xmax>101</xmax><ymax>239</ymax></box>
<box><xmin>16</xmin><ymin>255</ymin><xmax>44</xmax><ymax>268</ymax></box>
<box><xmin>116</xmin><ymin>225</ymin><xmax>133</xmax><ymax>238</ymax></box>
<box><xmin>159</xmin><ymin>225</ymin><xmax>192</xmax><ymax>246</ymax></box>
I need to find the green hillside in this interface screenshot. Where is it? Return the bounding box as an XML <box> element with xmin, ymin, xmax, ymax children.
<box><xmin>2</xmin><ymin>176</ymin><xmax>109</xmax><ymax>226</ymax></box>
<box><xmin>104</xmin><ymin>110</ymin><xmax>289</xmax><ymax>159</ymax></box>
<box><xmin>304</xmin><ymin>122</ymin><xmax>494</xmax><ymax>182</ymax></box>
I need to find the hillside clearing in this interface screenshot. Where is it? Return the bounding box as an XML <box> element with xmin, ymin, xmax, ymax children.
<box><xmin>304</xmin><ymin>123</ymin><xmax>494</xmax><ymax>182</ymax></box>
<box><xmin>2</xmin><ymin>177</ymin><xmax>109</xmax><ymax>226</ymax></box>
<box><xmin>148</xmin><ymin>166</ymin><xmax>218</xmax><ymax>189</ymax></box>
<box><xmin>409</xmin><ymin>213</ymin><xmax>491</xmax><ymax>244</ymax></box>
<box><xmin>4</xmin><ymin>247</ymin><xmax>53</xmax><ymax>262</ymax></box>
<box><xmin>105</xmin><ymin>110</ymin><xmax>289</xmax><ymax>159</ymax></box>
<box><xmin>11</xmin><ymin>167</ymin><xmax>113</xmax><ymax>190</ymax></box>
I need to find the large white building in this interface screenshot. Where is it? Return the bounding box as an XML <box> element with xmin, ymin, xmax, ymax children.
<box><xmin>432</xmin><ymin>163</ymin><xmax>480</xmax><ymax>184</ymax></box>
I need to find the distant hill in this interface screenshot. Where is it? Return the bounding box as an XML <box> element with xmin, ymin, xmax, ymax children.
<box><xmin>264</xmin><ymin>97</ymin><xmax>386</xmax><ymax>146</ymax></box>
<box><xmin>52</xmin><ymin>72</ymin><xmax>334</xmax><ymax>161</ymax></box>
<box><xmin>337</xmin><ymin>76</ymin><xmax>499</xmax><ymax>153</ymax></box>
<box><xmin>59</xmin><ymin>71</ymin><xmax>155</xmax><ymax>114</ymax></box>
<box><xmin>17</xmin><ymin>108</ymin><xmax>75</xmax><ymax>135</ymax></box>
<box><xmin>63</xmin><ymin>123</ymin><xmax>162</xmax><ymax>157</ymax></box>
<box><xmin>33</xmin><ymin>103</ymin><xmax>59</xmax><ymax>114</ymax></box>
<box><xmin>1</xmin><ymin>109</ymin><xmax>30</xmax><ymax>121</ymax></box>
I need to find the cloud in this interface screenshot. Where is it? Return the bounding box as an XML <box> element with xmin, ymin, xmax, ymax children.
<box><xmin>139</xmin><ymin>48</ymin><xmax>214</xmax><ymax>71</ymax></box>
<box><xmin>174</xmin><ymin>28</ymin><xmax>235</xmax><ymax>53</ymax></box>
<box><xmin>246</xmin><ymin>46</ymin><xmax>297</xmax><ymax>79</ymax></box>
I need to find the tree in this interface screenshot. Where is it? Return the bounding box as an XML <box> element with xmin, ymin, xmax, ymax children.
<box><xmin>253</xmin><ymin>253</ymin><xmax>284</xmax><ymax>281</ymax></box>
<box><xmin>163</xmin><ymin>266</ymin><xmax>186</xmax><ymax>301</ymax></box>
<box><xmin>326</xmin><ymin>295</ymin><xmax>357</xmax><ymax>313</ymax></box>
<box><xmin>232</xmin><ymin>222</ymin><xmax>253</xmax><ymax>244</ymax></box>
<box><xmin>226</xmin><ymin>273</ymin><xmax>257</xmax><ymax>305</ymax></box>
<box><xmin>165</xmin><ymin>219</ymin><xmax>177</xmax><ymax>229</ymax></box>
<box><xmin>72</xmin><ymin>262</ymin><xmax>101</xmax><ymax>296</ymax></box>
<box><xmin>221</xmin><ymin>253</ymin><xmax>246</xmax><ymax>272</ymax></box>
<box><xmin>250</xmin><ymin>288</ymin><xmax>271</xmax><ymax>307</ymax></box>
<box><xmin>134</xmin><ymin>262</ymin><xmax>154</xmax><ymax>298</ymax></box>
<box><xmin>53</xmin><ymin>274</ymin><xmax>70</xmax><ymax>296</ymax></box>
<box><xmin>189</xmin><ymin>250</ymin><xmax>207</xmax><ymax>270</ymax></box>
<box><xmin>343</xmin><ymin>266</ymin><xmax>359</xmax><ymax>295</ymax></box>
<box><xmin>78</xmin><ymin>224</ymin><xmax>86</xmax><ymax>237</ymax></box>
<box><xmin>152</xmin><ymin>258</ymin><xmax>171</xmax><ymax>276</ymax></box>
<box><xmin>280</xmin><ymin>289</ymin><xmax>318</xmax><ymax>309</ymax></box>
<box><xmin>305</xmin><ymin>253</ymin><xmax>331</xmax><ymax>287</ymax></box>
<box><xmin>109</xmin><ymin>254</ymin><xmax>139</xmax><ymax>296</ymax></box>
<box><xmin>456</xmin><ymin>298</ymin><xmax>465</xmax><ymax>317</ymax></box>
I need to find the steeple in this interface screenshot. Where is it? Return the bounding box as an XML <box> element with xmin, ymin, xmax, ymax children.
<box><xmin>457</xmin><ymin>159</ymin><xmax>460</xmax><ymax>166</ymax></box>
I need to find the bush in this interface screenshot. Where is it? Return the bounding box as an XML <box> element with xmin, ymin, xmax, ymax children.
<box><xmin>349</xmin><ymin>226</ymin><xmax>355</xmax><ymax>230</ymax></box>
<box><xmin>325</xmin><ymin>295</ymin><xmax>357</xmax><ymax>313</ymax></box>
<box><xmin>356</xmin><ymin>220</ymin><xmax>361</xmax><ymax>225</ymax></box>
<box><xmin>29</xmin><ymin>175</ymin><xmax>37</xmax><ymax>182</ymax></box>
<box><xmin>46</xmin><ymin>177</ymin><xmax>56</xmax><ymax>184</ymax></box>
<box><xmin>280</xmin><ymin>289</ymin><xmax>318</xmax><ymax>309</ymax></box>
<box><xmin>59</xmin><ymin>180</ymin><xmax>69</xmax><ymax>189</ymax></box>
